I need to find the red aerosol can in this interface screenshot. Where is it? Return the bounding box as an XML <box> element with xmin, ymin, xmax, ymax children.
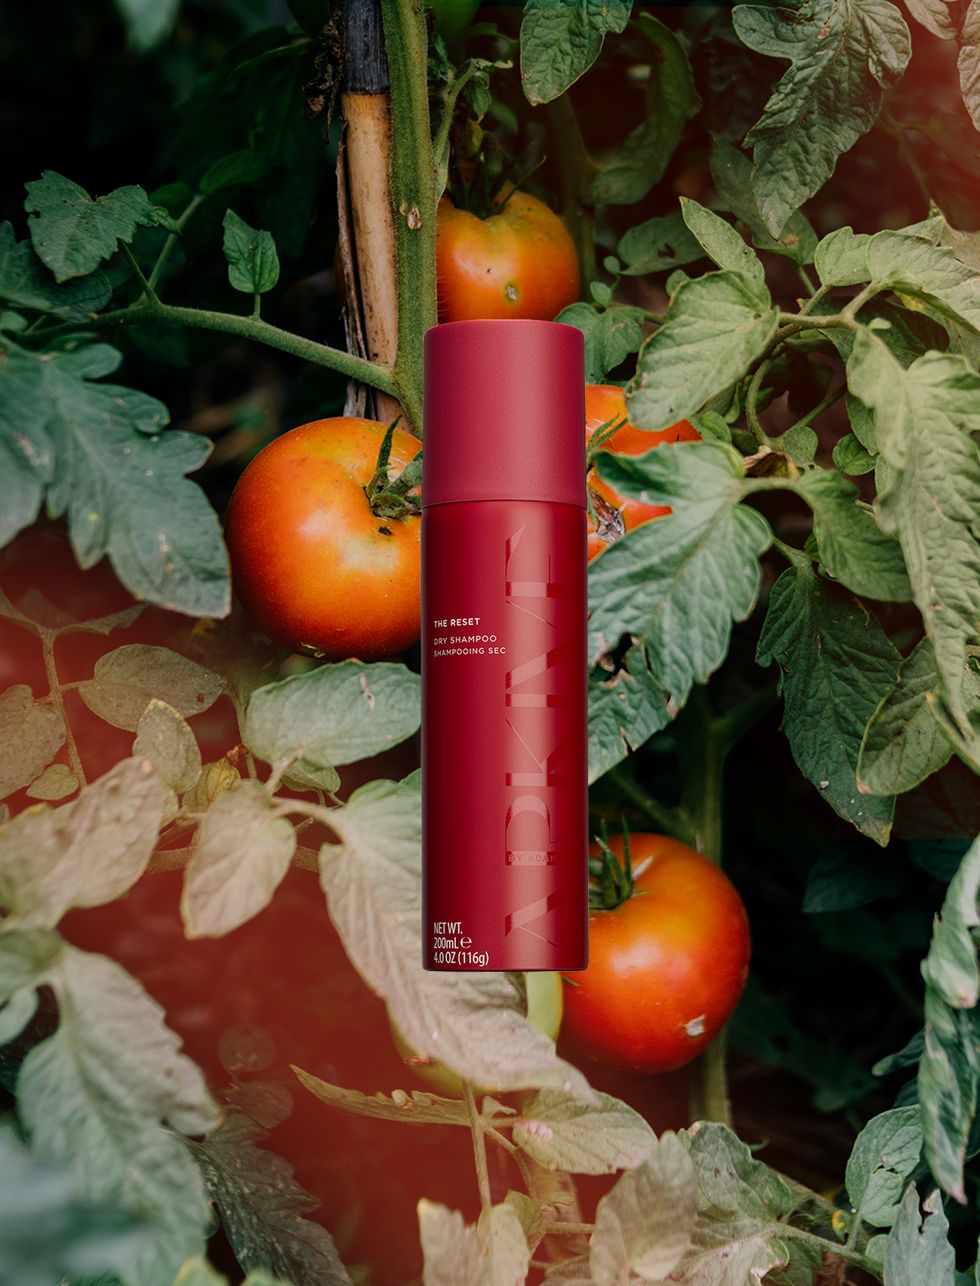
<box><xmin>421</xmin><ymin>319</ymin><xmax>588</xmax><ymax>971</ymax></box>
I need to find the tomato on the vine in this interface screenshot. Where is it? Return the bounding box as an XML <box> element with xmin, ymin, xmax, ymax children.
<box><xmin>436</xmin><ymin>188</ymin><xmax>580</xmax><ymax>323</ymax></box>
<box><xmin>225</xmin><ymin>417</ymin><xmax>421</xmax><ymax>661</ymax></box>
<box><xmin>563</xmin><ymin>833</ymin><xmax>750</xmax><ymax>1074</ymax></box>
<box><xmin>585</xmin><ymin>384</ymin><xmax>700</xmax><ymax>560</ymax></box>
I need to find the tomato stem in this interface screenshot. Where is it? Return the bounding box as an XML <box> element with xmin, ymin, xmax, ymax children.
<box><xmin>40</xmin><ymin>630</ymin><xmax>86</xmax><ymax>789</ymax></box>
<box><xmin>463</xmin><ymin>1080</ymin><xmax>493</xmax><ymax>1216</ymax></box>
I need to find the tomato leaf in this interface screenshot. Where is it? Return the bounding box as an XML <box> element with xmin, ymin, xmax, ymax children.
<box><xmin>112</xmin><ymin>0</ymin><xmax>181</xmax><ymax>51</ymax></box>
<box><xmin>192</xmin><ymin>1108</ymin><xmax>352</xmax><ymax>1286</ymax></box>
<box><xmin>588</xmin><ymin>643</ymin><xmax>670</xmax><ymax>784</ymax></box>
<box><xmin>627</xmin><ymin>271</ymin><xmax>779</xmax><ymax>429</ymax></box>
<box><xmin>0</xmin><ymin>342</ymin><xmax>231</xmax><ymax>616</ymax></box>
<box><xmin>134</xmin><ymin>698</ymin><xmax>203</xmax><ymax>795</ymax></box>
<box><xmin>756</xmin><ymin>565</ymin><xmax>899</xmax><ymax>844</ymax></box>
<box><xmin>846</xmin><ymin>334</ymin><xmax>980</xmax><ymax>739</ymax></box>
<box><xmin>589</xmin><ymin>1132</ymin><xmax>697</xmax><ymax>1284</ymax></box>
<box><xmin>832</xmin><ymin>432</ymin><xmax>876</xmax><ymax>475</ymax></box>
<box><xmin>733</xmin><ymin>0</ymin><xmax>911</xmax><ymax>236</ymax></box>
<box><xmin>419</xmin><ymin>1200</ymin><xmax>531</xmax><ymax>1286</ymax></box>
<box><xmin>795</xmin><ymin>469</ymin><xmax>912</xmax><ymax>603</ymax></box>
<box><xmin>858</xmin><ymin>638</ymin><xmax>963</xmax><ymax>796</ymax></box>
<box><xmin>518</xmin><ymin>0</ymin><xmax>631</xmax><ymax>105</ymax></box>
<box><xmin>79</xmin><ymin>644</ymin><xmax>225</xmax><ymax>732</ymax></box>
<box><xmin>0</xmin><ymin>684</ymin><xmax>65</xmax><ymax>800</ymax></box>
<box><xmin>0</xmin><ymin>757</ymin><xmax>165</xmax><ymax>928</ymax></box>
<box><xmin>554</xmin><ymin>301</ymin><xmax>646</xmax><ymax>384</ymax></box>
<box><xmin>590</xmin><ymin>15</ymin><xmax>700</xmax><ymax>206</ymax></box>
<box><xmin>222</xmin><ymin>209</ymin><xmax>280</xmax><ymax>296</ymax></box>
<box><xmin>882</xmin><ymin>1186</ymin><xmax>956</xmax><ymax>1284</ymax></box>
<box><xmin>845</xmin><ymin>1107</ymin><xmax>923</xmax><ymax>1230</ymax></box>
<box><xmin>293</xmin><ymin>1071</ymin><xmax>470</xmax><ymax>1126</ymax></box>
<box><xmin>181</xmin><ymin>780</ymin><xmax>296</xmax><ymax>939</ymax></box>
<box><xmin>866</xmin><ymin>232</ymin><xmax>980</xmax><ymax>334</ymax></box>
<box><xmin>616</xmin><ymin>210</ymin><xmax>703</xmax><ymax>277</ymax></box>
<box><xmin>26</xmin><ymin>762</ymin><xmax>79</xmax><ymax>802</ymax></box>
<box><xmin>244</xmin><ymin>660</ymin><xmax>420</xmax><ymax>774</ymax></box>
<box><xmin>23</xmin><ymin>171</ymin><xmax>176</xmax><ymax>282</ymax></box>
<box><xmin>513</xmin><ymin>1089</ymin><xmax>655</xmax><ymax>1176</ymax></box>
<box><xmin>0</xmin><ymin>221</ymin><xmax>111</xmax><ymax>318</ymax></box>
<box><xmin>679</xmin><ymin>197</ymin><xmax>767</xmax><ymax>294</ymax></box>
<box><xmin>814</xmin><ymin>226</ymin><xmax>874</xmax><ymax>287</ymax></box>
<box><xmin>0</xmin><ymin>1121</ymin><xmax>149</xmax><ymax>1286</ymax></box>
<box><xmin>317</xmin><ymin>777</ymin><xmax>595</xmax><ymax>1098</ymax></box>
<box><xmin>709</xmin><ymin>138</ymin><xmax>818</xmax><ymax>266</ymax></box>
<box><xmin>960</xmin><ymin>0</ymin><xmax>980</xmax><ymax>129</ymax></box>
<box><xmin>589</xmin><ymin>443</ymin><xmax>771</xmax><ymax>714</ymax></box>
<box><xmin>17</xmin><ymin>944</ymin><xmax>218</xmax><ymax>1286</ymax></box>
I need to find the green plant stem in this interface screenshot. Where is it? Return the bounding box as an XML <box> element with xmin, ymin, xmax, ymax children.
<box><xmin>799</xmin><ymin>282</ymin><xmax>832</xmax><ymax>316</ymax></box>
<box><xmin>40</xmin><ymin>632</ymin><xmax>86</xmax><ymax>787</ymax></box>
<box><xmin>780</xmin><ymin>381</ymin><xmax>844</xmax><ymax>436</ymax></box>
<box><xmin>745</xmin><ymin>359</ymin><xmax>774</xmax><ymax>446</ymax></box>
<box><xmin>35</xmin><ymin>300</ymin><xmax>399</xmax><ymax>398</ymax></box>
<box><xmin>795</xmin><ymin>263</ymin><xmax>818</xmax><ymax>296</ymax></box>
<box><xmin>120</xmin><ymin>243</ymin><xmax>159</xmax><ymax>306</ymax></box>
<box><xmin>771</xmin><ymin>534</ymin><xmax>812</xmax><ymax>569</ymax></box>
<box><xmin>381</xmin><ymin>0</ymin><xmax>438</xmax><ymax>437</ymax></box>
<box><xmin>148</xmin><ymin>192</ymin><xmax>205</xmax><ymax>294</ymax></box>
<box><xmin>432</xmin><ymin>62</ymin><xmax>485</xmax><ymax>187</ymax></box>
<box><xmin>463</xmin><ymin>1080</ymin><xmax>493</xmax><ymax>1216</ymax></box>
<box><xmin>607</xmin><ymin>763</ymin><xmax>693</xmax><ymax>843</ymax></box>
<box><xmin>545</xmin><ymin>92</ymin><xmax>598</xmax><ymax>288</ymax></box>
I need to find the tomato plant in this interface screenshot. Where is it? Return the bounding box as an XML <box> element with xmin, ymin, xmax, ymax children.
<box><xmin>1</xmin><ymin>1</ymin><xmax>979</xmax><ymax>1284</ymax></box>
<box><xmin>563</xmin><ymin>834</ymin><xmax>749</xmax><ymax>1075</ymax></box>
<box><xmin>225</xmin><ymin>417</ymin><xmax>422</xmax><ymax>661</ymax></box>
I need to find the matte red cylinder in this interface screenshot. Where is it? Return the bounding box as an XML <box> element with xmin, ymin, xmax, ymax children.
<box><xmin>422</xmin><ymin>320</ymin><xmax>588</xmax><ymax>971</ymax></box>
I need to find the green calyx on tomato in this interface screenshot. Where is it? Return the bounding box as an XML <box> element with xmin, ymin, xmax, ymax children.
<box><xmin>363</xmin><ymin>417</ymin><xmax>423</xmax><ymax>521</ymax></box>
<box><xmin>589</xmin><ymin>827</ymin><xmax>638</xmax><ymax>911</ymax></box>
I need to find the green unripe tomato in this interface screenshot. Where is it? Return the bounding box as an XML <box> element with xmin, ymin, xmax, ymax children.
<box><xmin>391</xmin><ymin>971</ymin><xmax>563</xmax><ymax>1097</ymax></box>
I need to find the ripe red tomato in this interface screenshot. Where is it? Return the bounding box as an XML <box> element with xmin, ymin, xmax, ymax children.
<box><xmin>586</xmin><ymin>384</ymin><xmax>700</xmax><ymax>560</ymax></box>
<box><xmin>436</xmin><ymin>188</ymin><xmax>580</xmax><ymax>322</ymax></box>
<box><xmin>225</xmin><ymin>417</ymin><xmax>421</xmax><ymax>661</ymax></box>
<box><xmin>563</xmin><ymin>833</ymin><xmax>750</xmax><ymax>1074</ymax></box>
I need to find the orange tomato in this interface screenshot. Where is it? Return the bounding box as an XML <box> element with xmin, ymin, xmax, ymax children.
<box><xmin>585</xmin><ymin>384</ymin><xmax>700</xmax><ymax>560</ymax></box>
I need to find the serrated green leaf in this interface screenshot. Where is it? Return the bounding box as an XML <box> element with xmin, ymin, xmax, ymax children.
<box><xmin>591</xmin><ymin>15</ymin><xmax>700</xmax><ymax>205</ymax></box>
<box><xmin>919</xmin><ymin>993</ymin><xmax>978</xmax><ymax>1202</ymax></box>
<box><xmin>317</xmin><ymin>777</ymin><xmax>595</xmax><ymax>1098</ymax></box>
<box><xmin>757</xmin><ymin>565</ymin><xmax>898</xmax><ymax>843</ymax></box>
<box><xmin>883</xmin><ymin>1186</ymin><xmax>956</xmax><ymax>1286</ymax></box>
<box><xmin>961</xmin><ymin>0</ymin><xmax>980</xmax><ymax>129</ymax></box>
<box><xmin>590</xmin><ymin>442</ymin><xmax>771</xmax><ymax>712</ymax></box>
<box><xmin>519</xmin><ymin>0</ymin><xmax>631</xmax><ymax>105</ymax></box>
<box><xmin>709</xmin><ymin>138</ymin><xmax>818</xmax><ymax>265</ymax></box>
<box><xmin>134</xmin><ymin>699</ymin><xmax>202</xmax><ymax>794</ymax></box>
<box><xmin>192</xmin><ymin>1108</ymin><xmax>351</xmax><ymax>1286</ymax></box>
<box><xmin>922</xmin><ymin>834</ymin><xmax>980</xmax><ymax>1010</ymax></box>
<box><xmin>868</xmin><ymin>230</ymin><xmax>980</xmax><ymax>333</ymax></box>
<box><xmin>796</xmin><ymin>469</ymin><xmax>911</xmax><ymax>602</ymax></box>
<box><xmin>679</xmin><ymin>198</ymin><xmax>766</xmax><ymax>294</ymax></box>
<box><xmin>626</xmin><ymin>271</ymin><xmax>779</xmax><ymax>429</ymax></box>
<box><xmin>24</xmin><ymin>172</ymin><xmax>175</xmax><ymax>282</ymax></box>
<box><xmin>244</xmin><ymin>660</ymin><xmax>420</xmax><ymax>780</ymax></box>
<box><xmin>846</xmin><ymin>334</ymin><xmax>980</xmax><ymax>738</ymax></box>
<box><xmin>833</xmin><ymin>432</ymin><xmax>876</xmax><ymax>475</ymax></box>
<box><xmin>814</xmin><ymin>227</ymin><xmax>874</xmax><ymax>286</ymax></box>
<box><xmin>733</xmin><ymin>0</ymin><xmax>911</xmax><ymax>236</ymax></box>
<box><xmin>903</xmin><ymin>0</ymin><xmax>956</xmax><ymax>37</ymax></box>
<box><xmin>181</xmin><ymin>780</ymin><xmax>296</xmax><ymax>939</ymax></box>
<box><xmin>845</xmin><ymin>1106</ymin><xmax>923</xmax><ymax>1230</ymax></box>
<box><xmin>200</xmin><ymin>150</ymin><xmax>268</xmax><ymax>195</ymax></box>
<box><xmin>590</xmin><ymin>1132</ymin><xmax>697</xmax><ymax>1284</ymax></box>
<box><xmin>0</xmin><ymin>1121</ymin><xmax>148</xmax><ymax>1286</ymax></box>
<box><xmin>513</xmin><ymin>1089</ymin><xmax>654</xmax><ymax>1175</ymax></box>
<box><xmin>419</xmin><ymin>1199</ymin><xmax>531</xmax><ymax>1286</ymax></box>
<box><xmin>18</xmin><ymin>945</ymin><xmax>218</xmax><ymax>1286</ymax></box>
<box><xmin>79</xmin><ymin>644</ymin><xmax>224</xmax><ymax>731</ymax></box>
<box><xmin>222</xmin><ymin>210</ymin><xmax>280</xmax><ymax>295</ymax></box>
<box><xmin>859</xmin><ymin>638</ymin><xmax>959</xmax><ymax>795</ymax></box>
<box><xmin>588</xmin><ymin>643</ymin><xmax>670</xmax><ymax>784</ymax></box>
<box><xmin>0</xmin><ymin>684</ymin><xmax>64</xmax><ymax>800</ymax></box>
<box><xmin>0</xmin><ymin>222</ymin><xmax>111</xmax><ymax>318</ymax></box>
<box><xmin>25</xmin><ymin>762</ymin><xmax>79</xmax><ymax>802</ymax></box>
<box><xmin>293</xmin><ymin>1071</ymin><xmax>470</xmax><ymax>1126</ymax></box>
<box><xmin>0</xmin><ymin>342</ymin><xmax>230</xmax><ymax>616</ymax></box>
<box><xmin>616</xmin><ymin>210</ymin><xmax>703</xmax><ymax>277</ymax></box>
<box><xmin>0</xmin><ymin>757</ymin><xmax>165</xmax><ymax>928</ymax></box>
<box><xmin>555</xmin><ymin>301</ymin><xmax>646</xmax><ymax>383</ymax></box>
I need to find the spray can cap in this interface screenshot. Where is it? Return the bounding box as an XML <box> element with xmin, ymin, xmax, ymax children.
<box><xmin>422</xmin><ymin>319</ymin><xmax>585</xmax><ymax>508</ymax></box>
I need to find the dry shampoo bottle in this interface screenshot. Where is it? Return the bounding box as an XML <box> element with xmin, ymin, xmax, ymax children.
<box><xmin>421</xmin><ymin>319</ymin><xmax>588</xmax><ymax>972</ymax></box>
